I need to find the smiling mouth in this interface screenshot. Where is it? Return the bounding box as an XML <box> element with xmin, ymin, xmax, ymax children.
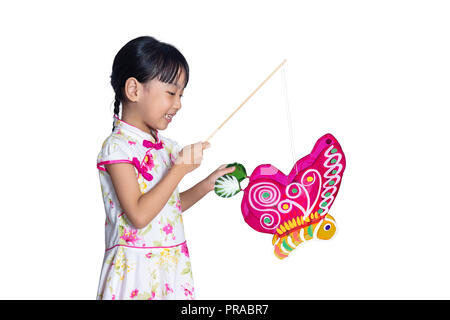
<box><xmin>164</xmin><ymin>113</ymin><xmax>174</xmax><ymax>121</ymax></box>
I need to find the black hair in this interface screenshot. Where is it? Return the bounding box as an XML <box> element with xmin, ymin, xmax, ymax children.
<box><xmin>110</xmin><ymin>35</ymin><xmax>190</xmax><ymax>131</ymax></box>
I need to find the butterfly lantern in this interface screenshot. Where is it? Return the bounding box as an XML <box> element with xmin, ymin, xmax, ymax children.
<box><xmin>214</xmin><ymin>133</ymin><xmax>346</xmax><ymax>259</ymax></box>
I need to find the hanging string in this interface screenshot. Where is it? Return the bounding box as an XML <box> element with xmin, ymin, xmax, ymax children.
<box><xmin>280</xmin><ymin>63</ymin><xmax>298</xmax><ymax>175</ymax></box>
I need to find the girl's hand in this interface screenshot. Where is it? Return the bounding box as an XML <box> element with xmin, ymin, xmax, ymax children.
<box><xmin>174</xmin><ymin>141</ymin><xmax>210</xmax><ymax>175</ymax></box>
<box><xmin>203</xmin><ymin>164</ymin><xmax>236</xmax><ymax>192</ymax></box>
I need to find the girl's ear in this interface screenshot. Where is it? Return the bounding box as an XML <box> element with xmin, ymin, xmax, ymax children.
<box><xmin>124</xmin><ymin>77</ymin><xmax>140</xmax><ymax>102</ymax></box>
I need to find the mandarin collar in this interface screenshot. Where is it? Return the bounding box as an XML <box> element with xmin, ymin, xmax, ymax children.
<box><xmin>113</xmin><ymin>114</ymin><xmax>161</xmax><ymax>146</ymax></box>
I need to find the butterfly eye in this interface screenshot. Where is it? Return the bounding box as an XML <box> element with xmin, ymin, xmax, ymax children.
<box><xmin>326</xmin><ymin>139</ymin><xmax>332</xmax><ymax>144</ymax></box>
<box><xmin>324</xmin><ymin>223</ymin><xmax>331</xmax><ymax>231</ymax></box>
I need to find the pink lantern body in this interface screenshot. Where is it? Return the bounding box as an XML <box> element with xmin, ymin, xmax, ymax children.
<box><xmin>241</xmin><ymin>133</ymin><xmax>346</xmax><ymax>258</ymax></box>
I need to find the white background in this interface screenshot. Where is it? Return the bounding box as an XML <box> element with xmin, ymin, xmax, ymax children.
<box><xmin>1</xmin><ymin>0</ymin><xmax>449</xmax><ymax>299</ymax></box>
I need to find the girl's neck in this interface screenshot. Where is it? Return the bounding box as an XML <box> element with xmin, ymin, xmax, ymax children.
<box><xmin>121</xmin><ymin>110</ymin><xmax>158</xmax><ymax>141</ymax></box>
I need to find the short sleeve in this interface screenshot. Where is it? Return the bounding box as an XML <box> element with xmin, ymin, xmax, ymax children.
<box><xmin>172</xmin><ymin>140</ymin><xmax>182</xmax><ymax>158</ymax></box>
<box><xmin>97</xmin><ymin>137</ymin><xmax>133</xmax><ymax>172</ymax></box>
<box><xmin>166</xmin><ymin>138</ymin><xmax>182</xmax><ymax>166</ymax></box>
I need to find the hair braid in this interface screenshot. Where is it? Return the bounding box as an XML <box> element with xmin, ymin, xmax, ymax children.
<box><xmin>112</xmin><ymin>92</ymin><xmax>121</xmax><ymax>131</ymax></box>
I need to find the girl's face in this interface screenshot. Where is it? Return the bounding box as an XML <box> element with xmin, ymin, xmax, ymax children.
<box><xmin>137</xmin><ymin>68</ymin><xmax>186</xmax><ymax>132</ymax></box>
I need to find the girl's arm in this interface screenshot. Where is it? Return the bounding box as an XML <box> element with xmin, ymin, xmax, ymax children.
<box><xmin>105</xmin><ymin>142</ymin><xmax>209</xmax><ymax>229</ymax></box>
<box><xmin>106</xmin><ymin>163</ymin><xmax>186</xmax><ymax>229</ymax></box>
<box><xmin>179</xmin><ymin>180</ymin><xmax>210</xmax><ymax>212</ymax></box>
<box><xmin>179</xmin><ymin>164</ymin><xmax>236</xmax><ymax>212</ymax></box>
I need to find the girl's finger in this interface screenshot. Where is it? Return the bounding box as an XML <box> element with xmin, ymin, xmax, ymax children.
<box><xmin>202</xmin><ymin>141</ymin><xmax>211</xmax><ymax>150</ymax></box>
<box><xmin>223</xmin><ymin>166</ymin><xmax>235</xmax><ymax>173</ymax></box>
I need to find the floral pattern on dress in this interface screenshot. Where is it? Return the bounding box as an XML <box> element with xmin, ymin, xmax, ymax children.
<box><xmin>96</xmin><ymin>115</ymin><xmax>194</xmax><ymax>300</ymax></box>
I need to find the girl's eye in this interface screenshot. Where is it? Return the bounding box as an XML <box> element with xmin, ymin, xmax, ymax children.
<box><xmin>167</xmin><ymin>91</ymin><xmax>183</xmax><ymax>98</ymax></box>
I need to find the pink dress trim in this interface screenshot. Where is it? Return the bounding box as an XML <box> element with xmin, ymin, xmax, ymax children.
<box><xmin>97</xmin><ymin>159</ymin><xmax>134</xmax><ymax>171</ymax></box>
<box><xmin>105</xmin><ymin>240</ymin><xmax>187</xmax><ymax>252</ymax></box>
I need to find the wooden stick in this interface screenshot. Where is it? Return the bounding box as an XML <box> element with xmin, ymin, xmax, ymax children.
<box><xmin>205</xmin><ymin>59</ymin><xmax>287</xmax><ymax>142</ymax></box>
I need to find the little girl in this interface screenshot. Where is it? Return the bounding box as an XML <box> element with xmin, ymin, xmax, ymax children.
<box><xmin>96</xmin><ymin>36</ymin><xmax>235</xmax><ymax>300</ymax></box>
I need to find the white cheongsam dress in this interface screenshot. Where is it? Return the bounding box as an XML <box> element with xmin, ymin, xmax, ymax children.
<box><xmin>96</xmin><ymin>115</ymin><xmax>194</xmax><ymax>300</ymax></box>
